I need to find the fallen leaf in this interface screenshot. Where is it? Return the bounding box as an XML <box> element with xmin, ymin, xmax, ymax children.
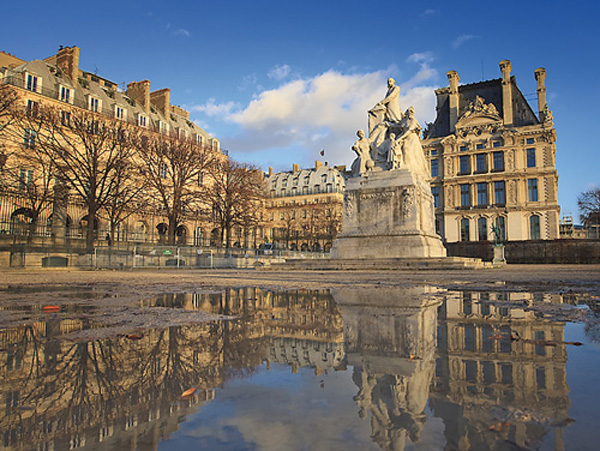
<box><xmin>181</xmin><ymin>388</ymin><xmax>196</xmax><ymax>398</ymax></box>
<box><xmin>489</xmin><ymin>421</ymin><xmax>510</xmax><ymax>432</ymax></box>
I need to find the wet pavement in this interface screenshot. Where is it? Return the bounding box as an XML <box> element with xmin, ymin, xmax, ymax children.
<box><xmin>1</xmin><ymin>286</ymin><xmax>600</xmax><ymax>450</ymax></box>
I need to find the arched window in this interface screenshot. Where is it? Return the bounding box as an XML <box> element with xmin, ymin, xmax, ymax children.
<box><xmin>460</xmin><ymin>218</ymin><xmax>470</xmax><ymax>242</ymax></box>
<box><xmin>478</xmin><ymin>217</ymin><xmax>488</xmax><ymax>241</ymax></box>
<box><xmin>530</xmin><ymin>215</ymin><xmax>541</xmax><ymax>240</ymax></box>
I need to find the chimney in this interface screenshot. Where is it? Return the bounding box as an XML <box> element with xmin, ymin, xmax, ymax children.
<box><xmin>150</xmin><ymin>88</ymin><xmax>171</xmax><ymax>117</ymax></box>
<box><xmin>447</xmin><ymin>71</ymin><xmax>460</xmax><ymax>133</ymax></box>
<box><xmin>315</xmin><ymin>160</ymin><xmax>323</xmax><ymax>170</ymax></box>
<box><xmin>126</xmin><ymin>80</ymin><xmax>151</xmax><ymax>114</ymax></box>
<box><xmin>292</xmin><ymin>163</ymin><xmax>300</xmax><ymax>174</ymax></box>
<box><xmin>56</xmin><ymin>46</ymin><xmax>80</xmax><ymax>81</ymax></box>
<box><xmin>499</xmin><ymin>60</ymin><xmax>513</xmax><ymax>125</ymax></box>
<box><xmin>268</xmin><ymin>167</ymin><xmax>273</xmax><ymax>176</ymax></box>
<box><xmin>534</xmin><ymin>68</ymin><xmax>547</xmax><ymax>121</ymax></box>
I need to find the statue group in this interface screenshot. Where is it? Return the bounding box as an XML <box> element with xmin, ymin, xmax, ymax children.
<box><xmin>351</xmin><ymin>78</ymin><xmax>428</xmax><ymax>179</ymax></box>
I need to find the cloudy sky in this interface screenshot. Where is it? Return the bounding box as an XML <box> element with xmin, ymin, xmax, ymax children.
<box><xmin>2</xmin><ymin>0</ymin><xmax>599</xmax><ymax>218</ymax></box>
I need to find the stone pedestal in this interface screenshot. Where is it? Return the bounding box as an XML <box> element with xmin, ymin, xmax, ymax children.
<box><xmin>493</xmin><ymin>244</ymin><xmax>506</xmax><ymax>266</ymax></box>
<box><xmin>331</xmin><ymin>170</ymin><xmax>446</xmax><ymax>259</ymax></box>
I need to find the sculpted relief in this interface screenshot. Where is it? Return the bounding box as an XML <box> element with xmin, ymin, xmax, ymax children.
<box><xmin>350</xmin><ymin>78</ymin><xmax>429</xmax><ymax>180</ymax></box>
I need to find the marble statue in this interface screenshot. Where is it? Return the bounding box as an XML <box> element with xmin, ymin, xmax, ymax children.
<box><xmin>350</xmin><ymin>129</ymin><xmax>374</xmax><ymax>176</ymax></box>
<box><xmin>396</xmin><ymin>107</ymin><xmax>428</xmax><ymax>177</ymax></box>
<box><xmin>368</xmin><ymin>78</ymin><xmax>402</xmax><ymax>135</ymax></box>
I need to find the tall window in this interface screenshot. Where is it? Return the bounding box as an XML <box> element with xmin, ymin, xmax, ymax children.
<box><xmin>460</xmin><ymin>184</ymin><xmax>470</xmax><ymax>207</ymax></box>
<box><xmin>528</xmin><ymin>178</ymin><xmax>538</xmax><ymax>202</ymax></box>
<box><xmin>431</xmin><ymin>186</ymin><xmax>440</xmax><ymax>208</ymax></box>
<box><xmin>138</xmin><ymin>115</ymin><xmax>147</xmax><ymax>127</ymax></box>
<box><xmin>460</xmin><ymin>218</ymin><xmax>470</xmax><ymax>241</ymax></box>
<box><xmin>459</xmin><ymin>155</ymin><xmax>470</xmax><ymax>175</ymax></box>
<box><xmin>496</xmin><ymin>216</ymin><xmax>506</xmax><ymax>241</ymax></box>
<box><xmin>431</xmin><ymin>159</ymin><xmax>439</xmax><ymax>177</ymax></box>
<box><xmin>26</xmin><ymin>100</ymin><xmax>38</xmax><ymax>116</ymax></box>
<box><xmin>527</xmin><ymin>148</ymin><xmax>536</xmax><ymax>167</ymax></box>
<box><xmin>492</xmin><ymin>151</ymin><xmax>504</xmax><ymax>171</ymax></box>
<box><xmin>476</xmin><ymin>182</ymin><xmax>488</xmax><ymax>206</ymax></box>
<box><xmin>26</xmin><ymin>74</ymin><xmax>38</xmax><ymax>92</ymax></box>
<box><xmin>23</xmin><ymin>129</ymin><xmax>36</xmax><ymax>148</ymax></box>
<box><xmin>59</xmin><ymin>86</ymin><xmax>71</xmax><ymax>103</ymax></box>
<box><xmin>115</xmin><ymin>106</ymin><xmax>125</xmax><ymax>120</ymax></box>
<box><xmin>530</xmin><ymin>215</ymin><xmax>541</xmax><ymax>240</ymax></box>
<box><xmin>475</xmin><ymin>154</ymin><xmax>487</xmax><ymax>173</ymax></box>
<box><xmin>89</xmin><ymin>97</ymin><xmax>100</xmax><ymax>112</ymax></box>
<box><xmin>478</xmin><ymin>217</ymin><xmax>488</xmax><ymax>241</ymax></box>
<box><xmin>494</xmin><ymin>181</ymin><xmax>506</xmax><ymax>205</ymax></box>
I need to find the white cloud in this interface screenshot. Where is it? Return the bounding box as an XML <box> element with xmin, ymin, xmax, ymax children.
<box><xmin>451</xmin><ymin>34</ymin><xmax>477</xmax><ymax>49</ymax></box>
<box><xmin>173</xmin><ymin>28</ymin><xmax>191</xmax><ymax>38</ymax></box>
<box><xmin>420</xmin><ymin>8</ymin><xmax>439</xmax><ymax>17</ymax></box>
<box><xmin>267</xmin><ymin>64</ymin><xmax>292</xmax><ymax>81</ymax></box>
<box><xmin>406</xmin><ymin>52</ymin><xmax>434</xmax><ymax>64</ymax></box>
<box><xmin>195</xmin><ymin>65</ymin><xmax>438</xmax><ymax>168</ymax></box>
<box><xmin>192</xmin><ymin>98</ymin><xmax>239</xmax><ymax>117</ymax></box>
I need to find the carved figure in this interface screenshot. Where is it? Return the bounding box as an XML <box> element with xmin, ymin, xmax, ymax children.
<box><xmin>396</xmin><ymin>107</ymin><xmax>428</xmax><ymax>178</ymax></box>
<box><xmin>369</xmin><ymin>78</ymin><xmax>402</xmax><ymax>133</ymax></box>
<box><xmin>387</xmin><ymin>133</ymin><xmax>403</xmax><ymax>169</ymax></box>
<box><xmin>350</xmin><ymin>129</ymin><xmax>374</xmax><ymax>177</ymax></box>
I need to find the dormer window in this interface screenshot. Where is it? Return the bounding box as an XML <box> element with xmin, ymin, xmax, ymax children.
<box><xmin>114</xmin><ymin>106</ymin><xmax>126</xmax><ymax>120</ymax></box>
<box><xmin>88</xmin><ymin>96</ymin><xmax>100</xmax><ymax>112</ymax></box>
<box><xmin>159</xmin><ymin>121</ymin><xmax>169</xmax><ymax>134</ymax></box>
<box><xmin>59</xmin><ymin>86</ymin><xmax>72</xmax><ymax>103</ymax></box>
<box><xmin>195</xmin><ymin>134</ymin><xmax>204</xmax><ymax>146</ymax></box>
<box><xmin>25</xmin><ymin>73</ymin><xmax>40</xmax><ymax>92</ymax></box>
<box><xmin>138</xmin><ymin>114</ymin><xmax>147</xmax><ymax>127</ymax></box>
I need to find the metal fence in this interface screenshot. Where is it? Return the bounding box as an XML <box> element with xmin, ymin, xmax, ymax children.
<box><xmin>0</xmin><ymin>244</ymin><xmax>329</xmax><ymax>269</ymax></box>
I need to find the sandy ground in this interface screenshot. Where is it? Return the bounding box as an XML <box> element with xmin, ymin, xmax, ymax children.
<box><xmin>0</xmin><ymin>264</ymin><xmax>598</xmax><ymax>294</ymax></box>
<box><xmin>1</xmin><ymin>265</ymin><xmax>598</xmax><ymax>338</ymax></box>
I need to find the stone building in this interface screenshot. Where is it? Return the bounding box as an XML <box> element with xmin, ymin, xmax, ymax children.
<box><xmin>265</xmin><ymin>161</ymin><xmax>346</xmax><ymax>251</ymax></box>
<box><xmin>422</xmin><ymin>60</ymin><xmax>559</xmax><ymax>243</ymax></box>
<box><xmin>0</xmin><ymin>46</ymin><xmax>223</xmax><ymax>245</ymax></box>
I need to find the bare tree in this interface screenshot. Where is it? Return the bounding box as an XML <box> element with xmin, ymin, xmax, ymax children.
<box><xmin>10</xmin><ymin>104</ymin><xmax>141</xmax><ymax>247</ymax></box>
<box><xmin>1</xmin><ymin>98</ymin><xmax>56</xmax><ymax>241</ymax></box>
<box><xmin>578</xmin><ymin>187</ymin><xmax>600</xmax><ymax>226</ymax></box>
<box><xmin>100</xmin><ymin>158</ymin><xmax>149</xmax><ymax>242</ymax></box>
<box><xmin>134</xmin><ymin>133</ymin><xmax>216</xmax><ymax>245</ymax></box>
<box><xmin>203</xmin><ymin>159</ymin><xmax>266</xmax><ymax>249</ymax></box>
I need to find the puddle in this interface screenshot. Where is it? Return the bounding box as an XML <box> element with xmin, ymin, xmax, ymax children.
<box><xmin>1</xmin><ymin>287</ymin><xmax>600</xmax><ymax>450</ymax></box>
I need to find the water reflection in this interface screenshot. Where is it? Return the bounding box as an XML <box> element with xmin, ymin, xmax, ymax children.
<box><xmin>0</xmin><ymin>287</ymin><xmax>586</xmax><ymax>450</ymax></box>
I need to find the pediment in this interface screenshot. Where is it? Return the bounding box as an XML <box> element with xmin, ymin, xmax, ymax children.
<box><xmin>456</xmin><ymin>113</ymin><xmax>502</xmax><ymax>129</ymax></box>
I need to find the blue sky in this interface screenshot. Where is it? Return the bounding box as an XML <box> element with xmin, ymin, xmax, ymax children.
<box><xmin>2</xmin><ymin>0</ymin><xmax>599</xmax><ymax>219</ymax></box>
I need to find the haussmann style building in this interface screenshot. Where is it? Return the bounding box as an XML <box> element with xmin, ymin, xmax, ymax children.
<box><xmin>422</xmin><ymin>60</ymin><xmax>559</xmax><ymax>243</ymax></box>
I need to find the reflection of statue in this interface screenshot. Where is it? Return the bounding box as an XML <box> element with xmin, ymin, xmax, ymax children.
<box><xmin>396</xmin><ymin>107</ymin><xmax>428</xmax><ymax>178</ymax></box>
<box><xmin>350</xmin><ymin>129</ymin><xmax>374</xmax><ymax>176</ymax></box>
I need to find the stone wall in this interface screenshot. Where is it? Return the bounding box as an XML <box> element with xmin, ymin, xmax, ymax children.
<box><xmin>446</xmin><ymin>239</ymin><xmax>600</xmax><ymax>264</ymax></box>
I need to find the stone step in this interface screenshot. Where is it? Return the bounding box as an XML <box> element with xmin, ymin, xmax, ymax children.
<box><xmin>265</xmin><ymin>257</ymin><xmax>491</xmax><ymax>271</ymax></box>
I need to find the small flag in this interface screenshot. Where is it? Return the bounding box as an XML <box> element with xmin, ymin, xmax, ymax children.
<box><xmin>320</xmin><ymin>149</ymin><xmax>325</xmax><ymax>156</ymax></box>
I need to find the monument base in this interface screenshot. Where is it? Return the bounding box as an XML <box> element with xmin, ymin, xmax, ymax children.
<box><xmin>331</xmin><ymin>169</ymin><xmax>446</xmax><ymax>260</ymax></box>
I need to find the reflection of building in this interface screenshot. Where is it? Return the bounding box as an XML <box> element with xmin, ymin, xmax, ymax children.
<box><xmin>0</xmin><ymin>46</ymin><xmax>222</xmax><ymax>244</ymax></box>
<box><xmin>432</xmin><ymin>290</ymin><xmax>570</xmax><ymax>450</ymax></box>
<box><xmin>1</xmin><ymin>288</ymin><xmax>345</xmax><ymax>450</ymax></box>
<box><xmin>265</xmin><ymin>162</ymin><xmax>346</xmax><ymax>251</ymax></box>
<box><xmin>423</xmin><ymin>60</ymin><xmax>560</xmax><ymax>242</ymax></box>
<box><xmin>333</xmin><ymin>287</ymin><xmax>442</xmax><ymax>450</ymax></box>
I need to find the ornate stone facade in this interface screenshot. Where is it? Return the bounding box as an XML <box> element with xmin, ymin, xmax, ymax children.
<box><xmin>423</xmin><ymin>60</ymin><xmax>560</xmax><ymax>243</ymax></box>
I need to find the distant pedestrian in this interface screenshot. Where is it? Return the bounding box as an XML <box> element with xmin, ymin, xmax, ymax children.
<box><xmin>106</xmin><ymin>233</ymin><xmax>112</xmax><ymax>247</ymax></box>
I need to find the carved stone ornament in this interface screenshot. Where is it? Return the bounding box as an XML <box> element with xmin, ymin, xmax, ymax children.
<box><xmin>402</xmin><ymin>188</ymin><xmax>414</xmax><ymax>217</ymax></box>
<box><xmin>344</xmin><ymin>193</ymin><xmax>355</xmax><ymax>219</ymax></box>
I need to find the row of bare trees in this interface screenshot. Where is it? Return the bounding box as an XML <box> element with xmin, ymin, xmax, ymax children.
<box><xmin>0</xmin><ymin>85</ymin><xmax>266</xmax><ymax>247</ymax></box>
<box><xmin>275</xmin><ymin>201</ymin><xmax>342</xmax><ymax>250</ymax></box>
